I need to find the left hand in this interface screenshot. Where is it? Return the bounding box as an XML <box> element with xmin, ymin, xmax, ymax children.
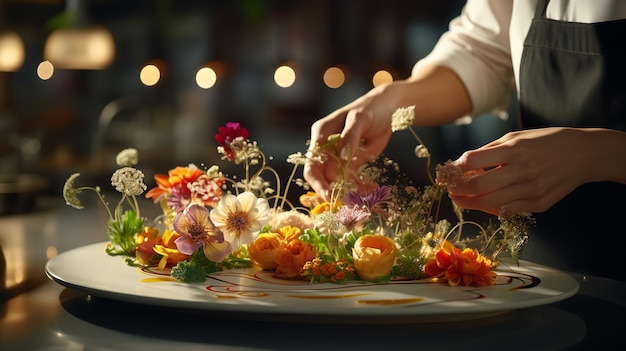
<box><xmin>446</xmin><ymin>127</ymin><xmax>608</xmax><ymax>216</ymax></box>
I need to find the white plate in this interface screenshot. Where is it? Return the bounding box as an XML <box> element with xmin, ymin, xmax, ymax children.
<box><xmin>45</xmin><ymin>242</ymin><xmax>579</xmax><ymax>323</ymax></box>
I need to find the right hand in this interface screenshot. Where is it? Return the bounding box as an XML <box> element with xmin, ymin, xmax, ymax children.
<box><xmin>304</xmin><ymin>85</ymin><xmax>395</xmax><ymax>200</ymax></box>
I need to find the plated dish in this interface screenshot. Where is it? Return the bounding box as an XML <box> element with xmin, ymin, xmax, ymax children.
<box><xmin>46</xmin><ymin>242</ymin><xmax>579</xmax><ymax>323</ymax></box>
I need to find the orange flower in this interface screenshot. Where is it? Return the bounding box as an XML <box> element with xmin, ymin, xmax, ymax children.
<box><xmin>248</xmin><ymin>232</ymin><xmax>283</xmax><ymax>270</ymax></box>
<box><xmin>153</xmin><ymin>229</ymin><xmax>190</xmax><ymax>270</ymax></box>
<box><xmin>145</xmin><ymin>166</ymin><xmax>204</xmax><ymax>202</ymax></box>
<box><xmin>299</xmin><ymin>191</ymin><xmax>323</xmax><ymax>209</ymax></box>
<box><xmin>135</xmin><ymin>227</ymin><xmax>162</xmax><ymax>265</ymax></box>
<box><xmin>424</xmin><ymin>240</ymin><xmax>496</xmax><ymax>287</ymax></box>
<box><xmin>352</xmin><ymin>234</ymin><xmax>397</xmax><ymax>282</ymax></box>
<box><xmin>275</xmin><ymin>231</ymin><xmax>317</xmax><ymax>278</ymax></box>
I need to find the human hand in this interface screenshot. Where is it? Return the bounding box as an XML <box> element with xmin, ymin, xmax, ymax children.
<box><xmin>445</xmin><ymin>127</ymin><xmax>605</xmax><ymax>216</ymax></box>
<box><xmin>304</xmin><ymin>86</ymin><xmax>395</xmax><ymax>200</ymax></box>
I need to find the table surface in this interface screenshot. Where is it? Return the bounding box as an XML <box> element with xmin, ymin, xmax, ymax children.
<box><xmin>1</xmin><ymin>198</ymin><xmax>625</xmax><ymax>350</ymax></box>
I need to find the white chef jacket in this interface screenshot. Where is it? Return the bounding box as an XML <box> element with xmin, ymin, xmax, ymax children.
<box><xmin>413</xmin><ymin>0</ymin><xmax>626</xmax><ymax>118</ymax></box>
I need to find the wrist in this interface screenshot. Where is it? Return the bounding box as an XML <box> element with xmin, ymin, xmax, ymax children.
<box><xmin>582</xmin><ymin>128</ymin><xmax>626</xmax><ymax>184</ymax></box>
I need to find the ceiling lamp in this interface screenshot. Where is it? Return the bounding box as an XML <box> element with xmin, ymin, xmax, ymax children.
<box><xmin>0</xmin><ymin>29</ymin><xmax>24</xmax><ymax>72</ymax></box>
<box><xmin>44</xmin><ymin>0</ymin><xmax>115</xmax><ymax>70</ymax></box>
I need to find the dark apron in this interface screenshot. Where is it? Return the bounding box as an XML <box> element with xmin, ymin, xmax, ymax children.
<box><xmin>518</xmin><ymin>0</ymin><xmax>626</xmax><ymax>280</ymax></box>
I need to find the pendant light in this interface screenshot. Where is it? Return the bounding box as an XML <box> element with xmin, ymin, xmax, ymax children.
<box><xmin>0</xmin><ymin>0</ymin><xmax>25</xmax><ymax>72</ymax></box>
<box><xmin>44</xmin><ymin>0</ymin><xmax>115</xmax><ymax>70</ymax></box>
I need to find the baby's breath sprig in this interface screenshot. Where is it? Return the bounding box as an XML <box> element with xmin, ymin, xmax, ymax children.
<box><xmin>391</xmin><ymin>105</ymin><xmax>435</xmax><ymax>185</ymax></box>
<box><xmin>62</xmin><ymin>148</ymin><xmax>147</xmax><ymax>257</ymax></box>
<box><xmin>215</xmin><ymin>123</ymin><xmax>308</xmax><ymax>212</ymax></box>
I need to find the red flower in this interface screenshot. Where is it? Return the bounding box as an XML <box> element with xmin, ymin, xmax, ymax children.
<box><xmin>424</xmin><ymin>240</ymin><xmax>496</xmax><ymax>287</ymax></box>
<box><xmin>215</xmin><ymin>122</ymin><xmax>249</xmax><ymax>160</ymax></box>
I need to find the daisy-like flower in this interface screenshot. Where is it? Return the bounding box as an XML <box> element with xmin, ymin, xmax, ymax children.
<box><xmin>391</xmin><ymin>105</ymin><xmax>415</xmax><ymax>132</ymax></box>
<box><xmin>215</xmin><ymin>122</ymin><xmax>249</xmax><ymax>161</ymax></box>
<box><xmin>209</xmin><ymin>191</ymin><xmax>270</xmax><ymax>251</ymax></box>
<box><xmin>115</xmin><ymin>148</ymin><xmax>139</xmax><ymax>167</ymax></box>
<box><xmin>111</xmin><ymin>167</ymin><xmax>147</xmax><ymax>196</ymax></box>
<box><xmin>173</xmin><ymin>204</ymin><xmax>232</xmax><ymax>262</ymax></box>
<box><xmin>62</xmin><ymin>173</ymin><xmax>85</xmax><ymax>209</ymax></box>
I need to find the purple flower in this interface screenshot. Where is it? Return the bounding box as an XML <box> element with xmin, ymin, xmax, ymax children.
<box><xmin>343</xmin><ymin>186</ymin><xmax>391</xmax><ymax>211</ymax></box>
<box><xmin>336</xmin><ymin>205</ymin><xmax>370</xmax><ymax>231</ymax></box>
<box><xmin>173</xmin><ymin>204</ymin><xmax>232</xmax><ymax>262</ymax></box>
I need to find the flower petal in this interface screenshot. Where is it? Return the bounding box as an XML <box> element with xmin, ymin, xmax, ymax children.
<box><xmin>174</xmin><ymin>236</ymin><xmax>202</xmax><ymax>255</ymax></box>
<box><xmin>237</xmin><ymin>191</ymin><xmax>257</xmax><ymax>212</ymax></box>
<box><xmin>203</xmin><ymin>239</ymin><xmax>232</xmax><ymax>262</ymax></box>
<box><xmin>172</xmin><ymin>211</ymin><xmax>192</xmax><ymax>236</ymax></box>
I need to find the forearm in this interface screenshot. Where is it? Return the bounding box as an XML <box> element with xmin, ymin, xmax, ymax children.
<box><xmin>381</xmin><ymin>64</ymin><xmax>473</xmax><ymax>126</ymax></box>
<box><xmin>584</xmin><ymin>128</ymin><xmax>626</xmax><ymax>184</ymax></box>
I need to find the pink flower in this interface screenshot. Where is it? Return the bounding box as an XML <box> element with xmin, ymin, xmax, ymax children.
<box><xmin>173</xmin><ymin>204</ymin><xmax>232</xmax><ymax>262</ymax></box>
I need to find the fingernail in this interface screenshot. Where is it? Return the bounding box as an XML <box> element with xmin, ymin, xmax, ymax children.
<box><xmin>340</xmin><ymin>145</ymin><xmax>350</xmax><ymax>161</ymax></box>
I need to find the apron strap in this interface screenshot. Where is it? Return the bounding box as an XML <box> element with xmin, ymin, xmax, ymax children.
<box><xmin>534</xmin><ymin>0</ymin><xmax>549</xmax><ymax>19</ymax></box>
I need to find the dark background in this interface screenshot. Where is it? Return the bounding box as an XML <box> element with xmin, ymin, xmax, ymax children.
<box><xmin>0</xmin><ymin>0</ymin><xmax>517</xmax><ymax>196</ymax></box>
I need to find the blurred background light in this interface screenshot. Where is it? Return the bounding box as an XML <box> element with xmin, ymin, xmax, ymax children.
<box><xmin>196</xmin><ymin>67</ymin><xmax>217</xmax><ymax>89</ymax></box>
<box><xmin>0</xmin><ymin>30</ymin><xmax>25</xmax><ymax>72</ymax></box>
<box><xmin>36</xmin><ymin>61</ymin><xmax>54</xmax><ymax>80</ymax></box>
<box><xmin>140</xmin><ymin>60</ymin><xmax>165</xmax><ymax>86</ymax></box>
<box><xmin>323</xmin><ymin>66</ymin><xmax>346</xmax><ymax>89</ymax></box>
<box><xmin>274</xmin><ymin>64</ymin><xmax>296</xmax><ymax>88</ymax></box>
<box><xmin>372</xmin><ymin>69</ymin><xmax>393</xmax><ymax>87</ymax></box>
<box><xmin>43</xmin><ymin>0</ymin><xmax>115</xmax><ymax>70</ymax></box>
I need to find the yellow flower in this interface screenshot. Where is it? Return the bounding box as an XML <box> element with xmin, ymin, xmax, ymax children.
<box><xmin>248</xmin><ymin>232</ymin><xmax>283</xmax><ymax>270</ymax></box>
<box><xmin>153</xmin><ymin>229</ymin><xmax>190</xmax><ymax>271</ymax></box>
<box><xmin>352</xmin><ymin>234</ymin><xmax>397</xmax><ymax>282</ymax></box>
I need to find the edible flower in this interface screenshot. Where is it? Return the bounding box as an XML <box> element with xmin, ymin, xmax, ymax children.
<box><xmin>424</xmin><ymin>240</ymin><xmax>496</xmax><ymax>287</ymax></box>
<box><xmin>173</xmin><ymin>204</ymin><xmax>232</xmax><ymax>263</ymax></box>
<box><xmin>209</xmin><ymin>191</ymin><xmax>270</xmax><ymax>251</ymax></box>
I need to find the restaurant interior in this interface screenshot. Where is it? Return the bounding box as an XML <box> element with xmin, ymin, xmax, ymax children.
<box><xmin>4</xmin><ymin>1</ymin><xmax>623</xmax><ymax>350</ymax></box>
<box><xmin>0</xmin><ymin>0</ymin><xmax>517</xmax><ymax>204</ymax></box>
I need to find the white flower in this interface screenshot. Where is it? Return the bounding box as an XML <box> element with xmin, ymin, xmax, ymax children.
<box><xmin>115</xmin><ymin>148</ymin><xmax>139</xmax><ymax>167</ymax></box>
<box><xmin>286</xmin><ymin>152</ymin><xmax>307</xmax><ymax>165</ymax></box>
<box><xmin>209</xmin><ymin>191</ymin><xmax>270</xmax><ymax>251</ymax></box>
<box><xmin>391</xmin><ymin>105</ymin><xmax>415</xmax><ymax>132</ymax></box>
<box><xmin>206</xmin><ymin>165</ymin><xmax>221</xmax><ymax>178</ymax></box>
<box><xmin>111</xmin><ymin>167</ymin><xmax>147</xmax><ymax>196</ymax></box>
<box><xmin>414</xmin><ymin>145</ymin><xmax>430</xmax><ymax>158</ymax></box>
<box><xmin>63</xmin><ymin>173</ymin><xmax>84</xmax><ymax>209</ymax></box>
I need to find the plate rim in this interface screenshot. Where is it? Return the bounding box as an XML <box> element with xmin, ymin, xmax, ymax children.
<box><xmin>45</xmin><ymin>242</ymin><xmax>580</xmax><ymax>322</ymax></box>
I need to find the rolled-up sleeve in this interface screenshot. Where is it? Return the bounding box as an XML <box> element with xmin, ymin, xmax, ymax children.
<box><xmin>413</xmin><ymin>0</ymin><xmax>516</xmax><ymax>117</ymax></box>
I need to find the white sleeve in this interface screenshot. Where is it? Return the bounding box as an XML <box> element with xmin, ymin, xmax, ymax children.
<box><xmin>412</xmin><ymin>0</ymin><xmax>516</xmax><ymax>118</ymax></box>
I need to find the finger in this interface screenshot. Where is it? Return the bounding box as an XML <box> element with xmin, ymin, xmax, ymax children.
<box><xmin>449</xmin><ymin>163</ymin><xmax>519</xmax><ymax>196</ymax></box>
<box><xmin>339</xmin><ymin>109</ymin><xmax>370</xmax><ymax>161</ymax></box>
<box><xmin>449</xmin><ymin>182</ymin><xmax>535</xmax><ymax>215</ymax></box>
<box><xmin>454</xmin><ymin>145</ymin><xmax>513</xmax><ymax>174</ymax></box>
<box><xmin>303</xmin><ymin>162</ymin><xmax>333</xmax><ymax>201</ymax></box>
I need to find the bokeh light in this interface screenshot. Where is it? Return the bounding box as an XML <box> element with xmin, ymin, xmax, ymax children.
<box><xmin>37</xmin><ymin>60</ymin><xmax>54</xmax><ymax>80</ymax></box>
<box><xmin>372</xmin><ymin>70</ymin><xmax>393</xmax><ymax>87</ymax></box>
<box><xmin>196</xmin><ymin>67</ymin><xmax>217</xmax><ymax>89</ymax></box>
<box><xmin>140</xmin><ymin>63</ymin><xmax>162</xmax><ymax>86</ymax></box>
<box><xmin>323</xmin><ymin>66</ymin><xmax>346</xmax><ymax>88</ymax></box>
<box><xmin>274</xmin><ymin>65</ymin><xmax>296</xmax><ymax>88</ymax></box>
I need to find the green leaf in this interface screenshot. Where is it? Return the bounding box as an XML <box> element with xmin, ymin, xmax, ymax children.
<box><xmin>105</xmin><ymin>210</ymin><xmax>144</xmax><ymax>257</ymax></box>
